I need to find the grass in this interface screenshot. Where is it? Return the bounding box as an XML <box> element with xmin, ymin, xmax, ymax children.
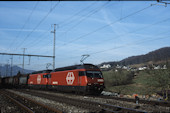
<box><xmin>102</xmin><ymin>70</ymin><xmax>162</xmax><ymax>95</ymax></box>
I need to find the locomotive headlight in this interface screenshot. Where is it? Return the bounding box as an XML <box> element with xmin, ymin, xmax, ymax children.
<box><xmin>88</xmin><ymin>83</ymin><xmax>91</xmax><ymax>85</ymax></box>
<box><xmin>97</xmin><ymin>79</ymin><xmax>104</xmax><ymax>82</ymax></box>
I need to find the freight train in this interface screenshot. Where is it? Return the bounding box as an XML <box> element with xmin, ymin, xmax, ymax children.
<box><xmin>1</xmin><ymin>64</ymin><xmax>105</xmax><ymax>94</ymax></box>
<box><xmin>0</xmin><ymin>77</ymin><xmax>2</xmax><ymax>88</ymax></box>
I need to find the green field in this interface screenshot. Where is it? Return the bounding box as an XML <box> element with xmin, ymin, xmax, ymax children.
<box><xmin>102</xmin><ymin>69</ymin><xmax>170</xmax><ymax>96</ymax></box>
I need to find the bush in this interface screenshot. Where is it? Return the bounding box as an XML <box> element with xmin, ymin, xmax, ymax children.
<box><xmin>103</xmin><ymin>69</ymin><xmax>133</xmax><ymax>87</ymax></box>
<box><xmin>145</xmin><ymin>69</ymin><xmax>170</xmax><ymax>96</ymax></box>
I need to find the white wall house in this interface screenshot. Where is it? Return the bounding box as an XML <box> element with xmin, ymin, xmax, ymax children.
<box><xmin>100</xmin><ymin>64</ymin><xmax>111</xmax><ymax>69</ymax></box>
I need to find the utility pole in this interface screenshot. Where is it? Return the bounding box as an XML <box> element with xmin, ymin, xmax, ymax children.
<box><xmin>10</xmin><ymin>56</ymin><xmax>13</xmax><ymax>76</ymax></box>
<box><xmin>51</xmin><ymin>24</ymin><xmax>56</xmax><ymax>70</ymax></box>
<box><xmin>22</xmin><ymin>48</ymin><xmax>26</xmax><ymax>74</ymax></box>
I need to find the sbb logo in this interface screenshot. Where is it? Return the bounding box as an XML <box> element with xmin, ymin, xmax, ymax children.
<box><xmin>66</xmin><ymin>72</ymin><xmax>75</xmax><ymax>85</ymax></box>
<box><xmin>37</xmin><ymin>75</ymin><xmax>41</xmax><ymax>84</ymax></box>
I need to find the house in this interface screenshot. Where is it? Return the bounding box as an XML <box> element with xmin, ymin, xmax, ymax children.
<box><xmin>100</xmin><ymin>64</ymin><xmax>111</xmax><ymax>69</ymax></box>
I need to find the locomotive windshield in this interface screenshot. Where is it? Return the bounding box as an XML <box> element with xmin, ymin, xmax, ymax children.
<box><xmin>86</xmin><ymin>71</ymin><xmax>102</xmax><ymax>78</ymax></box>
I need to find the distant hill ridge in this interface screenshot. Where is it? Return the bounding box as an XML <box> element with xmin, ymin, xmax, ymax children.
<box><xmin>99</xmin><ymin>47</ymin><xmax>170</xmax><ymax>67</ymax></box>
<box><xmin>0</xmin><ymin>65</ymin><xmax>34</xmax><ymax>77</ymax></box>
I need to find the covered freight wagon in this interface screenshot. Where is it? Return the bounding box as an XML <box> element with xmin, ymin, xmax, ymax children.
<box><xmin>19</xmin><ymin>74</ymin><xmax>29</xmax><ymax>88</ymax></box>
<box><xmin>0</xmin><ymin>77</ymin><xmax>2</xmax><ymax>88</ymax></box>
<box><xmin>13</xmin><ymin>75</ymin><xmax>19</xmax><ymax>88</ymax></box>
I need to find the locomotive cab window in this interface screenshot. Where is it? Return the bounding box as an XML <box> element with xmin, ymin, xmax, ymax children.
<box><xmin>43</xmin><ymin>75</ymin><xmax>47</xmax><ymax>78</ymax></box>
<box><xmin>86</xmin><ymin>71</ymin><xmax>102</xmax><ymax>78</ymax></box>
<box><xmin>79</xmin><ymin>71</ymin><xmax>85</xmax><ymax>76</ymax></box>
<box><xmin>47</xmin><ymin>74</ymin><xmax>51</xmax><ymax>78</ymax></box>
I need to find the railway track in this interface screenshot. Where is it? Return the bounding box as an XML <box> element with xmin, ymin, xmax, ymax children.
<box><xmin>1</xmin><ymin>90</ymin><xmax>63</xmax><ymax>113</ymax></box>
<box><xmin>98</xmin><ymin>95</ymin><xmax>170</xmax><ymax>107</ymax></box>
<box><xmin>28</xmin><ymin>89</ymin><xmax>170</xmax><ymax>108</ymax></box>
<box><xmin>13</xmin><ymin>89</ymin><xmax>147</xmax><ymax>113</ymax></box>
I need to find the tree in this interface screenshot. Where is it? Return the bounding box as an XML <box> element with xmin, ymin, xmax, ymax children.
<box><xmin>110</xmin><ymin>69</ymin><xmax>133</xmax><ymax>86</ymax></box>
<box><xmin>146</xmin><ymin>69</ymin><xmax>170</xmax><ymax>100</ymax></box>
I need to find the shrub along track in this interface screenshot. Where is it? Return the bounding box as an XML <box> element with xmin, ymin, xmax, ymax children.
<box><xmin>98</xmin><ymin>95</ymin><xmax>170</xmax><ymax>107</ymax></box>
<box><xmin>10</xmin><ymin>89</ymin><xmax>147</xmax><ymax>113</ymax></box>
<box><xmin>1</xmin><ymin>89</ymin><xmax>63</xmax><ymax>113</ymax></box>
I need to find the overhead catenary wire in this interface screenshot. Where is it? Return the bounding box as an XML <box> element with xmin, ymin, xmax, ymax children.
<box><xmin>90</xmin><ymin>35</ymin><xmax>170</xmax><ymax>55</ymax></box>
<box><xmin>2</xmin><ymin>2</ymin><xmax>168</xmax><ymax>71</ymax></box>
<box><xmin>21</xmin><ymin>2</ymin><xmax>98</xmax><ymax>51</ymax></box>
<box><xmin>9</xmin><ymin>1</ymin><xmax>39</xmax><ymax>48</ymax></box>
<box><xmin>55</xmin><ymin>5</ymin><xmax>153</xmax><ymax>50</ymax></box>
<box><xmin>15</xmin><ymin>1</ymin><xmax>60</xmax><ymax>49</ymax></box>
<box><xmin>36</xmin><ymin>1</ymin><xmax>111</xmax><ymax>50</ymax></box>
<box><xmin>25</xmin><ymin>2</ymin><xmax>100</xmax><ymax>48</ymax></box>
<box><xmin>18</xmin><ymin>1</ymin><xmax>150</xmax><ymax>58</ymax></box>
<box><xmin>76</xmin><ymin>17</ymin><xmax>170</xmax><ymax>51</ymax></box>
<box><xmin>23</xmin><ymin>27</ymin><xmax>51</xmax><ymax>48</ymax></box>
<box><xmin>62</xmin><ymin>1</ymin><xmax>109</xmax><ymax>28</ymax></box>
<box><xmin>30</xmin><ymin>4</ymin><xmax>154</xmax><ymax>59</ymax></box>
<box><xmin>27</xmin><ymin>33</ymin><xmax>53</xmax><ymax>53</ymax></box>
<box><xmin>58</xmin><ymin>1</ymin><xmax>98</xmax><ymax>26</ymax></box>
<box><xmin>54</xmin><ymin>30</ymin><xmax>170</xmax><ymax>61</ymax></box>
<box><xmin>56</xmin><ymin>1</ymin><xmax>110</xmax><ymax>40</ymax></box>
<box><xmin>100</xmin><ymin>17</ymin><xmax>170</xmax><ymax>42</ymax></box>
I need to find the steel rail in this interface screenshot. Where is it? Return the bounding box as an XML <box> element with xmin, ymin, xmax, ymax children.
<box><xmin>18</xmin><ymin>89</ymin><xmax>147</xmax><ymax>113</ymax></box>
<box><xmin>1</xmin><ymin>91</ymin><xmax>34</xmax><ymax>113</ymax></box>
<box><xmin>4</xmin><ymin>90</ymin><xmax>63</xmax><ymax>113</ymax></box>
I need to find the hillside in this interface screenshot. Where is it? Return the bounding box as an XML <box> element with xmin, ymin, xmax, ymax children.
<box><xmin>0</xmin><ymin>65</ymin><xmax>34</xmax><ymax>77</ymax></box>
<box><xmin>99</xmin><ymin>47</ymin><xmax>170</xmax><ymax>68</ymax></box>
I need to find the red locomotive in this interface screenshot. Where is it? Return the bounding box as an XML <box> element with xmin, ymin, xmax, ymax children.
<box><xmin>2</xmin><ymin>64</ymin><xmax>105</xmax><ymax>94</ymax></box>
<box><xmin>28</xmin><ymin>70</ymin><xmax>51</xmax><ymax>89</ymax></box>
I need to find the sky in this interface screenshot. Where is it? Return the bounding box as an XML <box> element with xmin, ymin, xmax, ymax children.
<box><xmin>0</xmin><ymin>1</ymin><xmax>170</xmax><ymax>71</ymax></box>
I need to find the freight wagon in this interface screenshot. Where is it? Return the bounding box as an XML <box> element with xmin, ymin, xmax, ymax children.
<box><xmin>0</xmin><ymin>77</ymin><xmax>2</xmax><ymax>88</ymax></box>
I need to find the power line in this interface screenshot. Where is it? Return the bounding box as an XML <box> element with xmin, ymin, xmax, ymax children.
<box><xmin>77</xmin><ymin>17</ymin><xmax>170</xmax><ymax>51</ymax></box>
<box><xmin>55</xmin><ymin>5</ymin><xmax>152</xmax><ymax>50</ymax></box>
<box><xmin>16</xmin><ymin>1</ymin><xmax>60</xmax><ymax>49</ymax></box>
<box><xmin>26</xmin><ymin>32</ymin><xmax>53</xmax><ymax>54</ymax></box>
<box><xmin>59</xmin><ymin>1</ymin><xmax>98</xmax><ymax>26</ymax></box>
<box><xmin>53</xmin><ymin>30</ymin><xmax>170</xmax><ymax>61</ymax></box>
<box><xmin>22</xmin><ymin>27</ymin><xmax>51</xmax><ymax>48</ymax></box>
<box><xmin>0</xmin><ymin>53</ymin><xmax>53</xmax><ymax>58</ymax></box>
<box><xmin>75</xmin><ymin>35</ymin><xmax>170</xmax><ymax>60</ymax></box>
<box><xmin>97</xmin><ymin>17</ymin><xmax>170</xmax><ymax>44</ymax></box>
<box><xmin>57</xmin><ymin>1</ymin><xmax>110</xmax><ymax>40</ymax></box>
<box><xmin>62</xmin><ymin>1</ymin><xmax>109</xmax><ymax>28</ymax></box>
<box><xmin>25</xmin><ymin>2</ymin><xmax>99</xmax><ymax>52</ymax></box>
<box><xmin>89</xmin><ymin>35</ymin><xmax>170</xmax><ymax>55</ymax></box>
<box><xmin>34</xmin><ymin>2</ymin><xmax>110</xmax><ymax>52</ymax></box>
<box><xmin>9</xmin><ymin>1</ymin><xmax>39</xmax><ymax>48</ymax></box>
